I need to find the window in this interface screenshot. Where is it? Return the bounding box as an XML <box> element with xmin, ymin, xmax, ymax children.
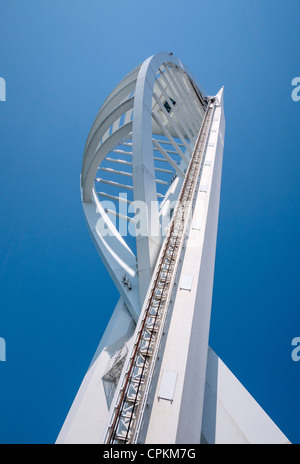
<box><xmin>164</xmin><ymin>97</ymin><xmax>176</xmax><ymax>113</ymax></box>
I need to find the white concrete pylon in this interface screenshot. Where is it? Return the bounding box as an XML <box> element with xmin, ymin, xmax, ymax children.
<box><xmin>201</xmin><ymin>348</ymin><xmax>290</xmax><ymax>444</ymax></box>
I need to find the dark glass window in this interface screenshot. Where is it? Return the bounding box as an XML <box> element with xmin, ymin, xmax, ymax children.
<box><xmin>164</xmin><ymin>98</ymin><xmax>176</xmax><ymax>113</ymax></box>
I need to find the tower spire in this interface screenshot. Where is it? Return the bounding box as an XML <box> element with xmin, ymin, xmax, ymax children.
<box><xmin>56</xmin><ymin>54</ymin><xmax>290</xmax><ymax>445</ymax></box>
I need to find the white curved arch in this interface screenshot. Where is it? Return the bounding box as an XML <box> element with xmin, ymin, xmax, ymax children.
<box><xmin>83</xmin><ymin>121</ymin><xmax>133</xmax><ymax>201</ymax></box>
<box><xmin>81</xmin><ymin>52</ymin><xmax>208</xmax><ymax>318</ymax></box>
<box><xmin>132</xmin><ymin>53</ymin><xmax>182</xmax><ymax>303</ymax></box>
<box><xmin>131</xmin><ymin>52</ymin><xmax>206</xmax><ymax>302</ymax></box>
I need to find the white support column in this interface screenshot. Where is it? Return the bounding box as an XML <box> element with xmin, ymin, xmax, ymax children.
<box><xmin>131</xmin><ymin>57</ymin><xmax>162</xmax><ymax>306</ymax></box>
<box><xmin>201</xmin><ymin>347</ymin><xmax>290</xmax><ymax>444</ymax></box>
<box><xmin>56</xmin><ymin>298</ymin><xmax>136</xmax><ymax>444</ymax></box>
<box><xmin>140</xmin><ymin>89</ymin><xmax>225</xmax><ymax>445</ymax></box>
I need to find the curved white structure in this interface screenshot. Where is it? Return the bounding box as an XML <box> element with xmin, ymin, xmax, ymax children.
<box><xmin>57</xmin><ymin>53</ymin><xmax>290</xmax><ymax>445</ymax></box>
<box><xmin>80</xmin><ymin>52</ymin><xmax>206</xmax><ymax>315</ymax></box>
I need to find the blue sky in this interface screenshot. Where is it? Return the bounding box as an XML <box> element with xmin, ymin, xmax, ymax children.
<box><xmin>0</xmin><ymin>0</ymin><xmax>299</xmax><ymax>444</ymax></box>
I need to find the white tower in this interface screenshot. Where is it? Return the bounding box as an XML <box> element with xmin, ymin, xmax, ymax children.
<box><xmin>57</xmin><ymin>53</ymin><xmax>290</xmax><ymax>445</ymax></box>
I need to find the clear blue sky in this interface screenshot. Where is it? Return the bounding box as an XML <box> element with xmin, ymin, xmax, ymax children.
<box><xmin>0</xmin><ymin>0</ymin><xmax>299</xmax><ymax>444</ymax></box>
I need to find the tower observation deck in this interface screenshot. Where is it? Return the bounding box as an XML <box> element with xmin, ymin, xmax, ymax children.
<box><xmin>57</xmin><ymin>53</ymin><xmax>290</xmax><ymax>445</ymax></box>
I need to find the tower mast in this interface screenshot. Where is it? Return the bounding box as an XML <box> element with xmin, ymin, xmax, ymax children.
<box><xmin>56</xmin><ymin>53</ymin><xmax>289</xmax><ymax>445</ymax></box>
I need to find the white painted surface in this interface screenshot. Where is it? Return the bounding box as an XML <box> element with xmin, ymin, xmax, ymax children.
<box><xmin>143</xmin><ymin>88</ymin><xmax>225</xmax><ymax>445</ymax></box>
<box><xmin>201</xmin><ymin>348</ymin><xmax>290</xmax><ymax>444</ymax></box>
<box><xmin>56</xmin><ymin>298</ymin><xmax>135</xmax><ymax>444</ymax></box>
